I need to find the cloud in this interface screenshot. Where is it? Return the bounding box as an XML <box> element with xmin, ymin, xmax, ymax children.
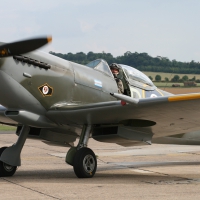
<box><xmin>79</xmin><ymin>20</ymin><xmax>95</xmax><ymax>33</ymax></box>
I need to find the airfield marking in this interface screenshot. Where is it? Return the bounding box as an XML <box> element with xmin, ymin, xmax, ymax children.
<box><xmin>130</xmin><ymin>169</ymin><xmax>154</xmax><ymax>174</ymax></box>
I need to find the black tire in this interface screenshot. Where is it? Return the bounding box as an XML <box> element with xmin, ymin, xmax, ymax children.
<box><xmin>0</xmin><ymin>147</ymin><xmax>7</xmax><ymax>156</ymax></box>
<box><xmin>0</xmin><ymin>147</ymin><xmax>17</xmax><ymax>177</ymax></box>
<box><xmin>73</xmin><ymin>147</ymin><xmax>97</xmax><ymax>178</ymax></box>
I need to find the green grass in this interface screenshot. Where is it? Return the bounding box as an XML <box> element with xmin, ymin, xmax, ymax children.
<box><xmin>154</xmin><ymin>82</ymin><xmax>200</xmax><ymax>87</ymax></box>
<box><xmin>0</xmin><ymin>125</ymin><xmax>16</xmax><ymax>131</ymax></box>
<box><xmin>142</xmin><ymin>71</ymin><xmax>200</xmax><ymax>81</ymax></box>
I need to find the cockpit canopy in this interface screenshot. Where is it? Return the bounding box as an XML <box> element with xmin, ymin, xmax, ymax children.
<box><xmin>86</xmin><ymin>59</ymin><xmax>156</xmax><ymax>90</ymax></box>
<box><xmin>119</xmin><ymin>64</ymin><xmax>154</xmax><ymax>87</ymax></box>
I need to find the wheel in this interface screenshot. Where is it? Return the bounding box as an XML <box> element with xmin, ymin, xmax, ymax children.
<box><xmin>73</xmin><ymin>147</ymin><xmax>97</xmax><ymax>178</ymax></box>
<box><xmin>0</xmin><ymin>147</ymin><xmax>17</xmax><ymax>177</ymax></box>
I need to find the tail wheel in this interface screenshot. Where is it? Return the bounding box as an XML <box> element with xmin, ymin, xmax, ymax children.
<box><xmin>73</xmin><ymin>147</ymin><xmax>97</xmax><ymax>178</ymax></box>
<box><xmin>0</xmin><ymin>147</ymin><xmax>17</xmax><ymax>177</ymax></box>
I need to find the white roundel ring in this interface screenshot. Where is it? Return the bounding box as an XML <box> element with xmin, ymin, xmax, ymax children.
<box><xmin>42</xmin><ymin>86</ymin><xmax>49</xmax><ymax>95</ymax></box>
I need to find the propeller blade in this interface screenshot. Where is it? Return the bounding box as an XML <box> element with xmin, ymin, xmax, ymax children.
<box><xmin>0</xmin><ymin>36</ymin><xmax>52</xmax><ymax>57</ymax></box>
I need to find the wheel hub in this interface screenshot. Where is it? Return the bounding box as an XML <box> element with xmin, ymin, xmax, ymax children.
<box><xmin>83</xmin><ymin>154</ymin><xmax>95</xmax><ymax>173</ymax></box>
<box><xmin>3</xmin><ymin>163</ymin><xmax>15</xmax><ymax>172</ymax></box>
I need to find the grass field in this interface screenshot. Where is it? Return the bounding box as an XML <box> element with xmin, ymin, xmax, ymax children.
<box><xmin>0</xmin><ymin>125</ymin><xmax>16</xmax><ymax>131</ymax></box>
<box><xmin>141</xmin><ymin>71</ymin><xmax>200</xmax><ymax>87</ymax></box>
<box><xmin>160</xmin><ymin>87</ymin><xmax>200</xmax><ymax>94</ymax></box>
<box><xmin>154</xmin><ymin>82</ymin><xmax>200</xmax><ymax>87</ymax></box>
<box><xmin>142</xmin><ymin>71</ymin><xmax>200</xmax><ymax>81</ymax></box>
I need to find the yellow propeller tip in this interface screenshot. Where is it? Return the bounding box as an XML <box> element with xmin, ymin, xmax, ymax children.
<box><xmin>47</xmin><ymin>36</ymin><xmax>52</xmax><ymax>43</ymax></box>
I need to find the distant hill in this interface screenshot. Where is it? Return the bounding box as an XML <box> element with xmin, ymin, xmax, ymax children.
<box><xmin>49</xmin><ymin>51</ymin><xmax>200</xmax><ymax>74</ymax></box>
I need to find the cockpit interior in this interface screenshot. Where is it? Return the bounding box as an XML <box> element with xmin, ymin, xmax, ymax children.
<box><xmin>86</xmin><ymin>59</ymin><xmax>157</xmax><ymax>98</ymax></box>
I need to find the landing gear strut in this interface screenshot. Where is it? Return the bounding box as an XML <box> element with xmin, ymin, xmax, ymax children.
<box><xmin>0</xmin><ymin>125</ymin><xmax>30</xmax><ymax>177</ymax></box>
<box><xmin>66</xmin><ymin>125</ymin><xmax>97</xmax><ymax>178</ymax></box>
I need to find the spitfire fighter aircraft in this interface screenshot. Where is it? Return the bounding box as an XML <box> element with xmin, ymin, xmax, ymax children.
<box><xmin>0</xmin><ymin>36</ymin><xmax>200</xmax><ymax>178</ymax></box>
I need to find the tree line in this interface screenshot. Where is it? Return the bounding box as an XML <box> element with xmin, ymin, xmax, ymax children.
<box><xmin>49</xmin><ymin>51</ymin><xmax>200</xmax><ymax>74</ymax></box>
<box><xmin>151</xmin><ymin>74</ymin><xmax>198</xmax><ymax>82</ymax></box>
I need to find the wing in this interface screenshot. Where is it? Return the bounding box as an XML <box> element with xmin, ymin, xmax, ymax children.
<box><xmin>46</xmin><ymin>93</ymin><xmax>200</xmax><ymax>138</ymax></box>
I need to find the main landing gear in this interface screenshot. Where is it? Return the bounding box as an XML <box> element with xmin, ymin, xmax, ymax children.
<box><xmin>0</xmin><ymin>124</ymin><xmax>96</xmax><ymax>178</ymax></box>
<box><xmin>66</xmin><ymin>125</ymin><xmax>97</xmax><ymax>178</ymax></box>
<box><xmin>0</xmin><ymin>125</ymin><xmax>29</xmax><ymax>177</ymax></box>
<box><xmin>0</xmin><ymin>147</ymin><xmax>17</xmax><ymax>177</ymax></box>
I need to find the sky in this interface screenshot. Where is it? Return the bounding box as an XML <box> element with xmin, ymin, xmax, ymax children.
<box><xmin>1</xmin><ymin>0</ymin><xmax>200</xmax><ymax>62</ymax></box>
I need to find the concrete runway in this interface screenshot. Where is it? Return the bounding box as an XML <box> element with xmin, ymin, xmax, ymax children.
<box><xmin>1</xmin><ymin>132</ymin><xmax>200</xmax><ymax>200</ymax></box>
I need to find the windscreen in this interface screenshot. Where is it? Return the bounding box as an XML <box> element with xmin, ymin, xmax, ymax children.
<box><xmin>86</xmin><ymin>60</ymin><xmax>101</xmax><ymax>68</ymax></box>
<box><xmin>86</xmin><ymin>59</ymin><xmax>112</xmax><ymax>76</ymax></box>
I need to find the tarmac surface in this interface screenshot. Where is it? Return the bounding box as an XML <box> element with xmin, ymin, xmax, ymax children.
<box><xmin>1</xmin><ymin>132</ymin><xmax>200</xmax><ymax>200</ymax></box>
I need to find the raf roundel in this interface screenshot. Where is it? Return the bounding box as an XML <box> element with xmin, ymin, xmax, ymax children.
<box><xmin>150</xmin><ymin>94</ymin><xmax>157</xmax><ymax>98</ymax></box>
<box><xmin>42</xmin><ymin>86</ymin><xmax>49</xmax><ymax>95</ymax></box>
<box><xmin>38</xmin><ymin>83</ymin><xmax>53</xmax><ymax>97</ymax></box>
